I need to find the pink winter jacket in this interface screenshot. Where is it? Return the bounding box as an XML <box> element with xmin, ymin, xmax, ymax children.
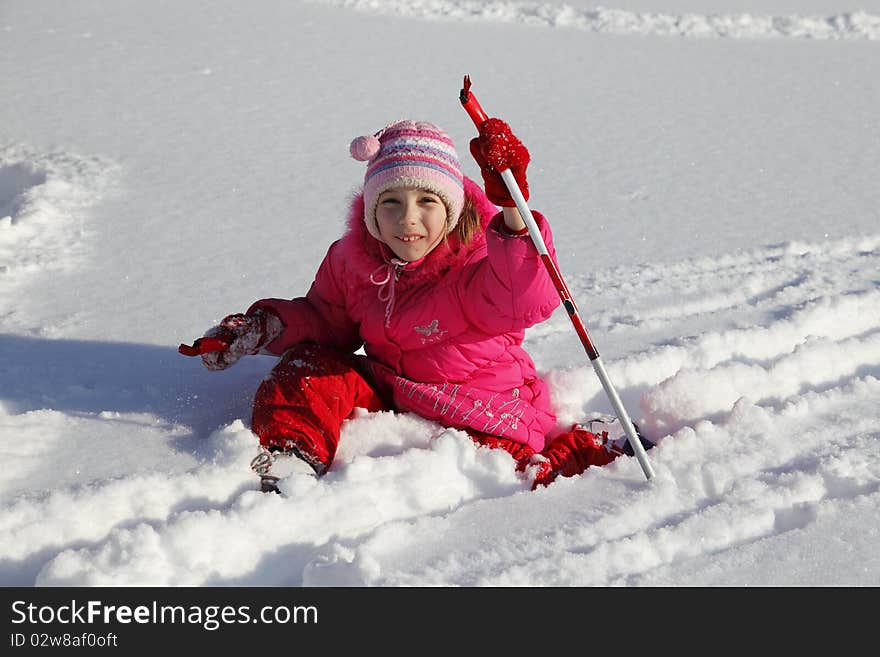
<box><xmin>248</xmin><ymin>178</ymin><xmax>561</xmax><ymax>451</ymax></box>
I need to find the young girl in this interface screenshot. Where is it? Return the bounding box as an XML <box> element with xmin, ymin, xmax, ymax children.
<box><xmin>197</xmin><ymin>118</ymin><xmax>632</xmax><ymax>491</ymax></box>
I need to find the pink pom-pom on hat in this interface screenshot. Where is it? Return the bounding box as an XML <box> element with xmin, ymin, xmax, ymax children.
<box><xmin>351</xmin><ymin>120</ymin><xmax>465</xmax><ymax>242</ymax></box>
<box><xmin>349</xmin><ymin>134</ymin><xmax>381</xmax><ymax>162</ymax></box>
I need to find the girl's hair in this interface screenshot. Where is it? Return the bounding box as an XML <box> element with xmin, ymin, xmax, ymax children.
<box><xmin>450</xmin><ymin>196</ymin><xmax>481</xmax><ymax>245</ymax></box>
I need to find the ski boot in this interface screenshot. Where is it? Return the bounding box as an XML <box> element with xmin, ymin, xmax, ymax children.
<box><xmin>578</xmin><ymin>414</ymin><xmax>655</xmax><ymax>458</ymax></box>
<box><xmin>250</xmin><ymin>447</ymin><xmax>319</xmax><ymax>494</ymax></box>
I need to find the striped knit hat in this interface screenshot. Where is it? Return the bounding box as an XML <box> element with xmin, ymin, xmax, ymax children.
<box><xmin>350</xmin><ymin>120</ymin><xmax>465</xmax><ymax>240</ymax></box>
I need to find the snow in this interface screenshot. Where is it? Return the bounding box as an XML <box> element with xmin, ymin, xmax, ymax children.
<box><xmin>1</xmin><ymin>0</ymin><xmax>878</xmax><ymax>586</ymax></box>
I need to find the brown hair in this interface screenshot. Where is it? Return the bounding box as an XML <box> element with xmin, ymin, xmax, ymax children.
<box><xmin>450</xmin><ymin>196</ymin><xmax>482</xmax><ymax>245</ymax></box>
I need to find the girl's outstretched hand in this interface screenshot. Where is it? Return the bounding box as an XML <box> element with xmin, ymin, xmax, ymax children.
<box><xmin>469</xmin><ymin>118</ymin><xmax>530</xmax><ymax>207</ymax></box>
<box><xmin>200</xmin><ymin>309</ymin><xmax>283</xmax><ymax>371</ymax></box>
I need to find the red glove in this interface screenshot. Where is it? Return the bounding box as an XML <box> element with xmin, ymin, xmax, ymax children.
<box><xmin>469</xmin><ymin>118</ymin><xmax>530</xmax><ymax>207</ymax></box>
<box><xmin>200</xmin><ymin>309</ymin><xmax>283</xmax><ymax>371</ymax></box>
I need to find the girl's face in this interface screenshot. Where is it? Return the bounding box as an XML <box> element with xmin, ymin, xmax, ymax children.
<box><xmin>375</xmin><ymin>187</ymin><xmax>448</xmax><ymax>262</ymax></box>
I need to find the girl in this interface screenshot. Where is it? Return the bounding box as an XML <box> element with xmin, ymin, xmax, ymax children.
<box><xmin>196</xmin><ymin>118</ymin><xmax>634</xmax><ymax>491</ymax></box>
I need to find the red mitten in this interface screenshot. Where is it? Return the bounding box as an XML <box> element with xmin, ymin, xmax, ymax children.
<box><xmin>200</xmin><ymin>309</ymin><xmax>283</xmax><ymax>371</ymax></box>
<box><xmin>469</xmin><ymin>117</ymin><xmax>530</xmax><ymax>207</ymax></box>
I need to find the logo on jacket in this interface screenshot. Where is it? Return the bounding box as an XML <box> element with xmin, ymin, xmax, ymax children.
<box><xmin>414</xmin><ymin>319</ymin><xmax>447</xmax><ymax>344</ymax></box>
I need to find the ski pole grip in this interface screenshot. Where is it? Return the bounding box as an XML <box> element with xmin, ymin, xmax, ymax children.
<box><xmin>460</xmin><ymin>75</ymin><xmax>489</xmax><ymax>131</ymax></box>
<box><xmin>178</xmin><ymin>337</ymin><xmax>231</xmax><ymax>357</ymax></box>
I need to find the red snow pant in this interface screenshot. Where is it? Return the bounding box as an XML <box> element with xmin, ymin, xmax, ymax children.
<box><xmin>251</xmin><ymin>343</ymin><xmax>619</xmax><ymax>485</ymax></box>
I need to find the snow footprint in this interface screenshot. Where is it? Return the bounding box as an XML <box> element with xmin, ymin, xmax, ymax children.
<box><xmin>0</xmin><ymin>144</ymin><xmax>117</xmax><ymax>281</ymax></box>
<box><xmin>0</xmin><ymin>163</ymin><xmax>46</xmax><ymax>225</ymax></box>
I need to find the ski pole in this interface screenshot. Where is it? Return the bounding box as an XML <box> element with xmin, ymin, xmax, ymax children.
<box><xmin>459</xmin><ymin>75</ymin><xmax>655</xmax><ymax>481</ymax></box>
<box><xmin>178</xmin><ymin>336</ymin><xmax>231</xmax><ymax>357</ymax></box>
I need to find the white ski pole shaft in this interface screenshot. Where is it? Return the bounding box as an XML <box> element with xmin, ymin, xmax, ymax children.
<box><xmin>500</xmin><ymin>170</ymin><xmax>655</xmax><ymax>480</ymax></box>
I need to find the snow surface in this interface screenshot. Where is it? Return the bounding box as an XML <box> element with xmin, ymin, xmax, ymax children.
<box><xmin>1</xmin><ymin>0</ymin><xmax>878</xmax><ymax>586</ymax></box>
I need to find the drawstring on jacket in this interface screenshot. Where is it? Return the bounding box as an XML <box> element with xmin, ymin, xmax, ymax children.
<box><xmin>370</xmin><ymin>258</ymin><xmax>408</xmax><ymax>327</ymax></box>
